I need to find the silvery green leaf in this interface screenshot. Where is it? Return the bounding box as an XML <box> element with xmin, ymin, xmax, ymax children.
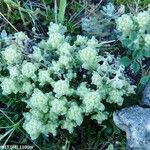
<box><xmin>1</xmin><ymin>30</ymin><xmax>7</xmax><ymax>39</ymax></box>
<box><xmin>106</xmin><ymin>144</ymin><xmax>114</xmax><ymax>150</ymax></box>
<box><xmin>101</xmin><ymin>3</ymin><xmax>115</xmax><ymax>18</ymax></box>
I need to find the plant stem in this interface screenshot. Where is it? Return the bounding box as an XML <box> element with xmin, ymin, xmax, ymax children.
<box><xmin>54</xmin><ymin>0</ymin><xmax>58</xmax><ymax>23</ymax></box>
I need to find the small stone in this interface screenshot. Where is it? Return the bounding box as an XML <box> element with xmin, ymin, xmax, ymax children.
<box><xmin>113</xmin><ymin>106</ymin><xmax>150</xmax><ymax>150</ymax></box>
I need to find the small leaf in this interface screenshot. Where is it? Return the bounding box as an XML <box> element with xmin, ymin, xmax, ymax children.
<box><xmin>131</xmin><ymin>61</ymin><xmax>140</xmax><ymax>73</ymax></box>
<box><xmin>132</xmin><ymin>50</ymin><xmax>143</xmax><ymax>60</ymax></box>
<box><xmin>113</xmin><ymin>124</ymin><xmax>121</xmax><ymax>134</ymax></box>
<box><xmin>130</xmin><ymin>31</ymin><xmax>137</xmax><ymax>41</ymax></box>
<box><xmin>143</xmin><ymin>49</ymin><xmax>150</xmax><ymax>57</ymax></box>
<box><xmin>120</xmin><ymin>56</ymin><xmax>132</xmax><ymax>67</ymax></box>
<box><xmin>1</xmin><ymin>30</ymin><xmax>7</xmax><ymax>39</ymax></box>
<box><xmin>122</xmin><ymin>38</ymin><xmax>132</xmax><ymax>47</ymax></box>
<box><xmin>106</xmin><ymin>144</ymin><xmax>114</xmax><ymax>150</ymax></box>
<box><xmin>140</xmin><ymin>76</ymin><xmax>150</xmax><ymax>85</ymax></box>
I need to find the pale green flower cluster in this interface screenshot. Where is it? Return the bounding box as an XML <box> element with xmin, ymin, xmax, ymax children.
<box><xmin>136</xmin><ymin>11</ymin><xmax>150</xmax><ymax>28</ymax></box>
<box><xmin>2</xmin><ymin>44</ymin><xmax>22</xmax><ymax>64</ymax></box>
<box><xmin>53</xmin><ymin>80</ymin><xmax>73</xmax><ymax>98</ymax></box>
<box><xmin>116</xmin><ymin>7</ymin><xmax>150</xmax><ymax>54</ymax></box>
<box><xmin>117</xmin><ymin>14</ymin><xmax>134</xmax><ymax>34</ymax></box>
<box><xmin>1</xmin><ymin>78</ymin><xmax>19</xmax><ymax>95</ymax></box>
<box><xmin>21</xmin><ymin>62</ymin><xmax>38</xmax><ymax>78</ymax></box>
<box><xmin>0</xmin><ymin>22</ymin><xmax>136</xmax><ymax>140</ymax></box>
<box><xmin>28</xmin><ymin>89</ymin><xmax>49</xmax><ymax>113</ymax></box>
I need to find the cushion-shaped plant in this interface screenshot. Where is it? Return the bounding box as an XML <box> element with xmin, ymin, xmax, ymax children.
<box><xmin>0</xmin><ymin>23</ymin><xmax>135</xmax><ymax>140</ymax></box>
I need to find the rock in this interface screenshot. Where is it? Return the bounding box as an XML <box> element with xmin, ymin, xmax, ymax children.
<box><xmin>113</xmin><ymin>81</ymin><xmax>150</xmax><ymax>149</ymax></box>
<box><xmin>141</xmin><ymin>81</ymin><xmax>150</xmax><ymax>107</ymax></box>
<box><xmin>113</xmin><ymin>106</ymin><xmax>150</xmax><ymax>150</ymax></box>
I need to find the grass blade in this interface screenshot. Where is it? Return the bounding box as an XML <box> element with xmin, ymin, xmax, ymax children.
<box><xmin>58</xmin><ymin>0</ymin><xmax>67</xmax><ymax>24</ymax></box>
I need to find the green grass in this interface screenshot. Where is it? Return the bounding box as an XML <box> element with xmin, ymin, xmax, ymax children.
<box><xmin>114</xmin><ymin>0</ymin><xmax>150</xmax><ymax>8</ymax></box>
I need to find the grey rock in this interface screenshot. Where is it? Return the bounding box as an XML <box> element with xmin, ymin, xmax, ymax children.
<box><xmin>113</xmin><ymin>106</ymin><xmax>150</xmax><ymax>150</ymax></box>
<box><xmin>141</xmin><ymin>81</ymin><xmax>150</xmax><ymax>107</ymax></box>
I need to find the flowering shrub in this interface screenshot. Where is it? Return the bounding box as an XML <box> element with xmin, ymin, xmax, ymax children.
<box><xmin>0</xmin><ymin>23</ymin><xmax>135</xmax><ymax>140</ymax></box>
<box><xmin>116</xmin><ymin>6</ymin><xmax>150</xmax><ymax>78</ymax></box>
